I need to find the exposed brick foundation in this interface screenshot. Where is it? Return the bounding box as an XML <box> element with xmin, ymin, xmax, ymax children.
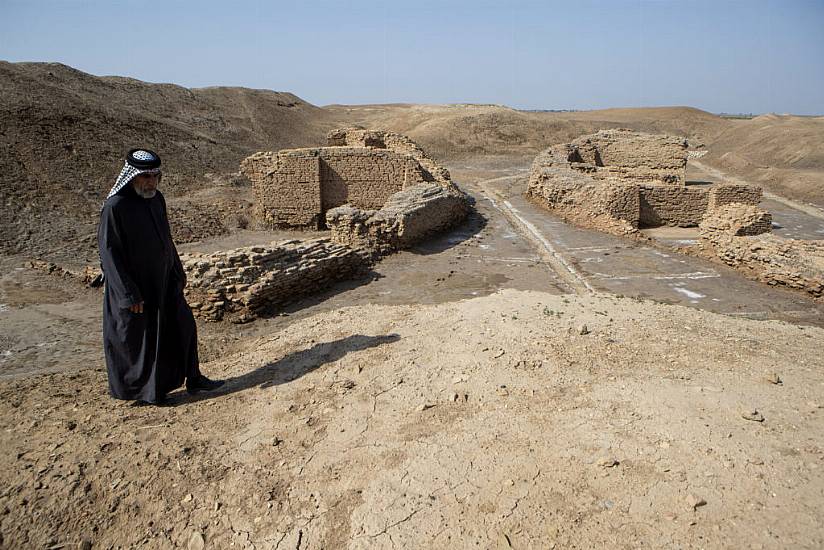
<box><xmin>326</xmin><ymin>183</ymin><xmax>471</xmax><ymax>254</ymax></box>
<box><xmin>181</xmin><ymin>239</ymin><xmax>371</xmax><ymax>323</ymax></box>
<box><xmin>699</xmin><ymin>204</ymin><xmax>823</xmax><ymax>301</ymax></box>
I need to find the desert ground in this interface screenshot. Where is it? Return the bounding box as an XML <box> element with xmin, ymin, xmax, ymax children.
<box><xmin>1</xmin><ymin>62</ymin><xmax>824</xmax><ymax>549</ymax></box>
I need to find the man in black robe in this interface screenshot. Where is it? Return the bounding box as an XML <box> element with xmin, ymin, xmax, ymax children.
<box><xmin>98</xmin><ymin>149</ymin><xmax>223</xmax><ymax>404</ymax></box>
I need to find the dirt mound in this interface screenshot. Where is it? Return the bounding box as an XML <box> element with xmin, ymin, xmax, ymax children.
<box><xmin>325</xmin><ymin>104</ymin><xmax>728</xmax><ymax>161</ymax></box>
<box><xmin>0</xmin><ymin>61</ymin><xmax>335</xmax><ymax>261</ymax></box>
<box><xmin>1</xmin><ymin>290</ymin><xmax>822</xmax><ymax>548</ymax></box>
<box><xmin>702</xmin><ymin>115</ymin><xmax>824</xmax><ymax>206</ymax></box>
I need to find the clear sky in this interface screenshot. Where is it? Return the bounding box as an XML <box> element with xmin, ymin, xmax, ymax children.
<box><xmin>1</xmin><ymin>0</ymin><xmax>823</xmax><ymax>114</ymax></box>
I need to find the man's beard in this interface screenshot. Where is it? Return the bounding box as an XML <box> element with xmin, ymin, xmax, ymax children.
<box><xmin>136</xmin><ymin>188</ymin><xmax>156</xmax><ymax>199</ymax></box>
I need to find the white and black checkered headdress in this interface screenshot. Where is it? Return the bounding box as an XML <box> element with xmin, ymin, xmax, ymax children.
<box><xmin>106</xmin><ymin>149</ymin><xmax>162</xmax><ymax>199</ymax></box>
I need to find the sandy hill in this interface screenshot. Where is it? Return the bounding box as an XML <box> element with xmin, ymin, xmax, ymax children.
<box><xmin>0</xmin><ymin>61</ymin><xmax>335</xmax><ymax>259</ymax></box>
<box><xmin>701</xmin><ymin>114</ymin><xmax>824</xmax><ymax>207</ymax></box>
<box><xmin>324</xmin><ymin>104</ymin><xmax>730</xmax><ymax>161</ymax></box>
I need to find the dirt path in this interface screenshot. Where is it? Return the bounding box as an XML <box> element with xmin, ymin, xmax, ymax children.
<box><xmin>472</xmin><ymin>175</ymin><xmax>594</xmax><ymax>294</ymax></box>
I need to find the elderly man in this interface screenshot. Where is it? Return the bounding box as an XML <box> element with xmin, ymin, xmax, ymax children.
<box><xmin>98</xmin><ymin>149</ymin><xmax>223</xmax><ymax>404</ymax></box>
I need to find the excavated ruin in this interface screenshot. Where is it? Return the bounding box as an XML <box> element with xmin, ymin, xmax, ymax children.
<box><xmin>526</xmin><ymin>129</ymin><xmax>824</xmax><ymax>301</ymax></box>
<box><xmin>181</xmin><ymin>129</ymin><xmax>470</xmax><ymax>321</ymax></box>
<box><xmin>699</xmin><ymin>205</ymin><xmax>824</xmax><ymax>300</ymax></box>
<box><xmin>526</xmin><ymin>129</ymin><xmax>762</xmax><ymax>234</ymax></box>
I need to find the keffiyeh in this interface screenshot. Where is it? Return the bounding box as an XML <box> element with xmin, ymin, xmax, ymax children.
<box><xmin>106</xmin><ymin>149</ymin><xmax>162</xmax><ymax>199</ymax></box>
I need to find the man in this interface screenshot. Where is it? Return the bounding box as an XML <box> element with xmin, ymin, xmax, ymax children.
<box><xmin>98</xmin><ymin>149</ymin><xmax>223</xmax><ymax>404</ymax></box>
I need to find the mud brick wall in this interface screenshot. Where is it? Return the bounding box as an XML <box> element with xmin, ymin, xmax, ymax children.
<box><xmin>699</xmin><ymin>208</ymin><xmax>823</xmax><ymax>301</ymax></box>
<box><xmin>180</xmin><ymin>238</ymin><xmax>371</xmax><ymax>322</ymax></box>
<box><xmin>242</xmin><ymin>129</ymin><xmax>453</xmax><ymax>229</ymax></box>
<box><xmin>526</xmin><ymin>165</ymin><xmax>640</xmax><ymax>234</ymax></box>
<box><xmin>318</xmin><ymin>148</ymin><xmax>425</xmax><ymax>211</ymax></box>
<box><xmin>572</xmin><ymin>129</ymin><xmax>688</xmax><ymax>185</ymax></box>
<box><xmin>700</xmin><ymin>204</ymin><xmax>773</xmax><ymax>237</ymax></box>
<box><xmin>526</xmin><ymin>130</ymin><xmax>770</xmax><ymax>234</ymax></box>
<box><xmin>708</xmin><ymin>184</ymin><xmax>762</xmax><ymax>210</ymax></box>
<box><xmin>328</xmin><ymin>128</ymin><xmax>451</xmax><ymax>184</ymax></box>
<box><xmin>326</xmin><ymin>183</ymin><xmax>471</xmax><ymax>254</ymax></box>
<box><xmin>639</xmin><ymin>185</ymin><xmax>709</xmax><ymax>227</ymax></box>
<box><xmin>241</xmin><ymin>151</ymin><xmax>322</xmax><ymax>228</ymax></box>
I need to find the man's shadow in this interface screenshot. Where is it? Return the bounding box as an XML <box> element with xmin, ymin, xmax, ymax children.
<box><xmin>172</xmin><ymin>333</ymin><xmax>400</xmax><ymax>404</ymax></box>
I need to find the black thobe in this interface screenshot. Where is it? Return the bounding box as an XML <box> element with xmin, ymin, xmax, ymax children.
<box><xmin>98</xmin><ymin>186</ymin><xmax>200</xmax><ymax>402</ymax></box>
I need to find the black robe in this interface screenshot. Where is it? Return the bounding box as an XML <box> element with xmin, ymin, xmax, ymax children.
<box><xmin>98</xmin><ymin>186</ymin><xmax>200</xmax><ymax>402</ymax></box>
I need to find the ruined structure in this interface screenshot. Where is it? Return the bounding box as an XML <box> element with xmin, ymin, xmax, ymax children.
<box><xmin>241</xmin><ymin>128</ymin><xmax>453</xmax><ymax>230</ymax></box>
<box><xmin>699</xmin><ymin>205</ymin><xmax>824</xmax><ymax>300</ymax></box>
<box><xmin>326</xmin><ymin>183</ymin><xmax>470</xmax><ymax>255</ymax></box>
<box><xmin>184</xmin><ymin>129</ymin><xmax>470</xmax><ymax>321</ymax></box>
<box><xmin>525</xmin><ymin>129</ymin><xmax>824</xmax><ymax>301</ymax></box>
<box><xmin>526</xmin><ymin>129</ymin><xmax>762</xmax><ymax>234</ymax></box>
<box><xmin>180</xmin><ymin>239</ymin><xmax>370</xmax><ymax>322</ymax></box>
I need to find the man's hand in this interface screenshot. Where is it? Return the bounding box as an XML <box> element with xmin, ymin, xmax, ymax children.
<box><xmin>129</xmin><ymin>302</ymin><xmax>144</xmax><ymax>314</ymax></box>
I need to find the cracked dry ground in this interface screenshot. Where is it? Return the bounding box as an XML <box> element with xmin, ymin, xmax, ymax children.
<box><xmin>1</xmin><ymin>290</ymin><xmax>824</xmax><ymax>549</ymax></box>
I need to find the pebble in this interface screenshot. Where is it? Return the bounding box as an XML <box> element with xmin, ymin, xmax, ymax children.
<box><xmin>188</xmin><ymin>532</ymin><xmax>205</xmax><ymax>550</ymax></box>
<box><xmin>597</xmin><ymin>457</ymin><xmax>619</xmax><ymax>468</ymax></box>
<box><xmin>741</xmin><ymin>409</ymin><xmax>765</xmax><ymax>422</ymax></box>
<box><xmin>181</xmin><ymin>493</ymin><xmax>193</xmax><ymax>504</ymax></box>
<box><xmin>578</xmin><ymin>324</ymin><xmax>590</xmax><ymax>335</ymax></box>
<box><xmin>765</xmin><ymin>373</ymin><xmax>782</xmax><ymax>385</ymax></box>
<box><xmin>686</xmin><ymin>494</ymin><xmax>707</xmax><ymax>510</ymax></box>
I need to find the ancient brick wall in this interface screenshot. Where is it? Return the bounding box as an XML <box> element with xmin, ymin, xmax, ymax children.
<box><xmin>241</xmin><ymin>151</ymin><xmax>322</xmax><ymax>228</ymax></box>
<box><xmin>700</xmin><ymin>204</ymin><xmax>773</xmax><ymax>237</ymax></box>
<box><xmin>526</xmin><ymin>130</ymin><xmax>767</xmax><ymax>234</ymax></box>
<box><xmin>708</xmin><ymin>184</ymin><xmax>762</xmax><ymax>210</ymax></box>
<box><xmin>318</xmin><ymin>148</ymin><xmax>423</xmax><ymax>212</ymax></box>
<box><xmin>526</xmin><ymin>165</ymin><xmax>640</xmax><ymax>234</ymax></box>
<box><xmin>572</xmin><ymin>129</ymin><xmax>688</xmax><ymax>185</ymax></box>
<box><xmin>181</xmin><ymin>239</ymin><xmax>371</xmax><ymax>322</ymax></box>
<box><xmin>698</xmin><ymin>205</ymin><xmax>822</xmax><ymax>301</ymax></box>
<box><xmin>326</xmin><ymin>183</ymin><xmax>471</xmax><ymax>254</ymax></box>
<box><xmin>242</xmin><ymin>129</ymin><xmax>452</xmax><ymax>229</ymax></box>
<box><xmin>638</xmin><ymin>185</ymin><xmax>709</xmax><ymax>227</ymax></box>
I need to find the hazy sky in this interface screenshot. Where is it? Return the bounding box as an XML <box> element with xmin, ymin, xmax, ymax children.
<box><xmin>2</xmin><ymin>0</ymin><xmax>823</xmax><ymax>114</ymax></box>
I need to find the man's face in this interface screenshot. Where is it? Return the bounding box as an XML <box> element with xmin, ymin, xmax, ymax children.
<box><xmin>132</xmin><ymin>172</ymin><xmax>161</xmax><ymax>199</ymax></box>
